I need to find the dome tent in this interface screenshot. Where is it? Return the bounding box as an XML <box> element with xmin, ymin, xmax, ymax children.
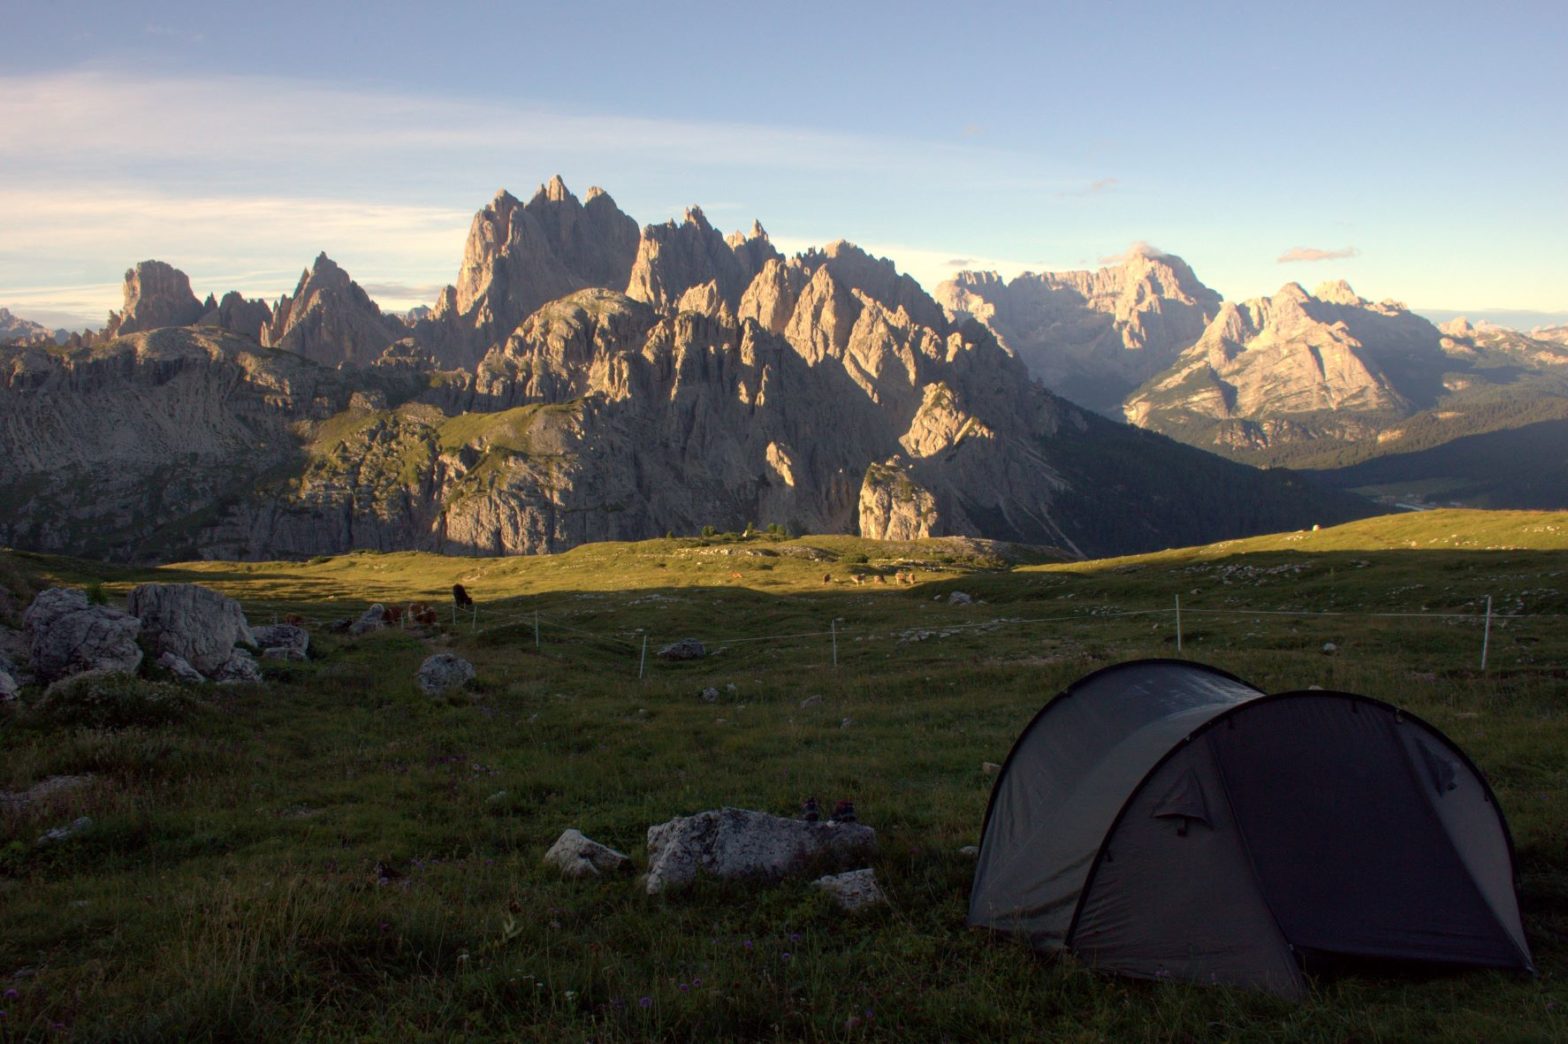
<box><xmin>968</xmin><ymin>659</ymin><xmax>1533</xmax><ymax>999</ymax></box>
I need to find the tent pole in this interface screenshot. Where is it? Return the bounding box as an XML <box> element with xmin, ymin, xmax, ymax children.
<box><xmin>1175</xmin><ymin>594</ymin><xmax>1182</xmax><ymax>653</ymax></box>
<box><xmin>1480</xmin><ymin>594</ymin><xmax>1492</xmax><ymax>671</ymax></box>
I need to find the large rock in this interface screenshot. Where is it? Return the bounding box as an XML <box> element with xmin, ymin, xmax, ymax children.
<box><xmin>644</xmin><ymin>807</ymin><xmax>877</xmax><ymax>894</ymax></box>
<box><xmin>215</xmin><ymin>648</ymin><xmax>262</xmax><ymax>684</ymax></box>
<box><xmin>349</xmin><ymin>605</ymin><xmax>386</xmax><ymax>636</ymax></box>
<box><xmin>126</xmin><ymin>583</ymin><xmax>254</xmax><ymax>677</ymax></box>
<box><xmin>23</xmin><ymin>588</ymin><xmax>143</xmax><ymax>683</ymax></box>
<box><xmin>417</xmin><ymin>653</ymin><xmax>475</xmax><ymax>697</ymax></box>
<box><xmin>543</xmin><ymin>828</ymin><xmax>633</xmax><ymax>879</ymax></box>
<box><xmin>657</xmin><ymin>639</ymin><xmax>706</xmax><ymax>661</ymax></box>
<box><xmin>156</xmin><ymin>651</ymin><xmax>206</xmax><ymax>684</ymax></box>
<box><xmin>103</xmin><ymin>260</ymin><xmax>205</xmax><ymax>337</ymax></box>
<box><xmin>252</xmin><ymin>623</ymin><xmax>309</xmax><ymax>661</ymax></box>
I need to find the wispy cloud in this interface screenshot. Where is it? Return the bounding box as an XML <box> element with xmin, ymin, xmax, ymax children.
<box><xmin>1278</xmin><ymin>245</ymin><xmax>1360</xmax><ymax>263</ymax></box>
<box><xmin>1060</xmin><ymin>176</ymin><xmax>1119</xmax><ymax>198</ymax></box>
<box><xmin>1098</xmin><ymin>240</ymin><xmax>1168</xmax><ymax>266</ymax></box>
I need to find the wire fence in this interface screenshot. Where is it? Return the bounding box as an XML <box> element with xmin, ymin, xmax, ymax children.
<box><xmin>234</xmin><ymin>589</ymin><xmax>1566</xmax><ymax>677</ymax></box>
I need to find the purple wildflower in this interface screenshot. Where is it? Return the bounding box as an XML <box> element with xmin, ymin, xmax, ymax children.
<box><xmin>789</xmin><ymin>932</ymin><xmax>802</xmax><ymax>943</ymax></box>
<box><xmin>678</xmin><ymin>982</ymin><xmax>690</xmax><ymax>992</ymax></box>
<box><xmin>692</xmin><ymin>977</ymin><xmax>703</xmax><ymax>988</ymax></box>
<box><xmin>781</xmin><ymin>952</ymin><xmax>792</xmax><ymax>961</ymax></box>
<box><xmin>638</xmin><ymin>995</ymin><xmax>653</xmax><ymax>1009</ymax></box>
<box><xmin>742</xmin><ymin>939</ymin><xmax>753</xmax><ymax>950</ymax></box>
<box><xmin>1</xmin><ymin>989</ymin><xmax>16</xmax><ymax>1000</ymax></box>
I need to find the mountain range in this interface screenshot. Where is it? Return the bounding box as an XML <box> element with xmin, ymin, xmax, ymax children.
<box><xmin>0</xmin><ymin>177</ymin><xmax>1376</xmax><ymax>563</ymax></box>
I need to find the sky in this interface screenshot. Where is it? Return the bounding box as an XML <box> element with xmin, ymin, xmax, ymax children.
<box><xmin>3</xmin><ymin>0</ymin><xmax>1565</xmax><ymax>331</ymax></box>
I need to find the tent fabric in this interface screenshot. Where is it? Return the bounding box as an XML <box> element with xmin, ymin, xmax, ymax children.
<box><xmin>969</xmin><ymin>660</ymin><xmax>1534</xmax><ymax>997</ymax></box>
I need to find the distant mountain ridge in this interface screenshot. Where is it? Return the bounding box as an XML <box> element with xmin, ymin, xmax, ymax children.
<box><xmin>0</xmin><ymin>177</ymin><xmax>1372</xmax><ymax>562</ymax></box>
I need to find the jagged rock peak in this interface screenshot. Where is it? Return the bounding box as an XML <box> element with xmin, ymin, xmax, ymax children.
<box><xmin>263</xmin><ymin>253</ymin><xmax>402</xmax><ymax>368</ymax></box>
<box><xmin>683</xmin><ymin>205</ymin><xmax>710</xmax><ymax>228</ymax></box>
<box><xmin>533</xmin><ymin>174</ymin><xmax>575</xmax><ymax>206</ymax></box>
<box><xmin>107</xmin><ymin>260</ymin><xmax>206</xmax><ymax>337</ymax></box>
<box><xmin>1313</xmin><ymin>279</ymin><xmax>1363</xmax><ymax>306</ymax></box>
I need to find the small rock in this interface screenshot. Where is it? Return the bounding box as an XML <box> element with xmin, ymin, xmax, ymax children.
<box><xmin>485</xmin><ymin>790</ymin><xmax>509</xmax><ymax>806</ymax></box>
<box><xmin>725</xmin><ymin>682</ymin><xmax>738</xmax><ymax>694</ymax></box>
<box><xmin>1321</xmin><ymin>642</ymin><xmax>1338</xmax><ymax>654</ymax></box>
<box><xmin>0</xmin><ymin>666</ymin><xmax>17</xmax><ymax>701</ymax></box>
<box><xmin>699</xmin><ymin>687</ymin><xmax>720</xmax><ymax>703</ymax></box>
<box><xmin>252</xmin><ymin>624</ymin><xmax>309</xmax><ymax>661</ymax></box>
<box><xmin>948</xmin><ymin>591</ymin><xmax>973</xmax><ymax>606</ymax></box>
<box><xmin>417</xmin><ymin>653</ymin><xmax>476</xmax><ymax>697</ymax></box>
<box><xmin>840</xmin><ymin>717</ymin><xmax>854</xmax><ymax>728</ymax></box>
<box><xmin>959</xmin><ymin>845</ymin><xmax>980</xmax><ymax>858</ymax></box>
<box><xmin>215</xmin><ymin>648</ymin><xmax>262</xmax><ymax>685</ymax></box>
<box><xmin>811</xmin><ymin>868</ymin><xmax>886</xmax><ymax>911</ymax></box>
<box><xmin>157</xmin><ymin>651</ymin><xmax>206</xmax><ymax>684</ymax></box>
<box><xmin>37</xmin><ymin>815</ymin><xmax>93</xmax><ymax>845</ymax></box>
<box><xmin>799</xmin><ymin>694</ymin><xmax>824</xmax><ymax>708</ymax></box>
<box><xmin>543</xmin><ymin>828</ymin><xmax>632</xmax><ymax>879</ymax></box>
<box><xmin>350</xmin><ymin>604</ymin><xmax>387</xmax><ymax>636</ymax></box>
<box><xmin>0</xmin><ymin>774</ymin><xmax>93</xmax><ymax>812</ymax></box>
<box><xmin>982</xmin><ymin>761</ymin><xmax>1002</xmax><ymax>776</ymax></box>
<box><xmin>657</xmin><ymin>638</ymin><xmax>706</xmax><ymax>661</ymax></box>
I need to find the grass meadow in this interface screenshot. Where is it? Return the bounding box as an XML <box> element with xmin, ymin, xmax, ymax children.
<box><xmin>1</xmin><ymin>509</ymin><xmax>1565</xmax><ymax>1041</ymax></box>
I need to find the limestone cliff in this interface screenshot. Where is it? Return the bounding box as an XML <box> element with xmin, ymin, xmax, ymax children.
<box><xmin>103</xmin><ymin>260</ymin><xmax>206</xmax><ymax>337</ymax></box>
<box><xmin>937</xmin><ymin>250</ymin><xmax>1221</xmax><ymax>414</ymax></box>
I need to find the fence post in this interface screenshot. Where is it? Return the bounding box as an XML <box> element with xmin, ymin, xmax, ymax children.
<box><xmin>534</xmin><ymin>612</ymin><xmax>541</xmax><ymax>651</ymax></box>
<box><xmin>831</xmin><ymin>620</ymin><xmax>838</xmax><ymax>668</ymax></box>
<box><xmin>1175</xmin><ymin>594</ymin><xmax>1182</xmax><ymax>653</ymax></box>
<box><xmin>639</xmin><ymin>635</ymin><xmax>648</xmax><ymax>680</ymax></box>
<box><xmin>1480</xmin><ymin>594</ymin><xmax>1492</xmax><ymax>671</ymax></box>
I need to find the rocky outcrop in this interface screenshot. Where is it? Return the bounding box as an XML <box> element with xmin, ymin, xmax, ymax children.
<box><xmin>252</xmin><ymin>624</ymin><xmax>309</xmax><ymax>661</ymax></box>
<box><xmin>644</xmin><ymin>807</ymin><xmax>877</xmax><ymax>894</ymax></box>
<box><xmin>263</xmin><ymin>253</ymin><xmax>405</xmax><ymax>367</ymax></box>
<box><xmin>126</xmin><ymin>583</ymin><xmax>255</xmax><ymax>676</ymax></box>
<box><xmin>0</xmin><ymin>327</ymin><xmax>373</xmax><ymax>561</ymax></box>
<box><xmin>23</xmin><ymin>588</ymin><xmax>143</xmax><ymax>683</ymax></box>
<box><xmin>104</xmin><ymin>260</ymin><xmax>206</xmax><ymax>337</ymax></box>
<box><xmin>812</xmin><ymin>867</ymin><xmax>887</xmax><ymax>911</ymax></box>
<box><xmin>937</xmin><ymin>249</ymin><xmax>1221</xmax><ymax>414</ymax></box>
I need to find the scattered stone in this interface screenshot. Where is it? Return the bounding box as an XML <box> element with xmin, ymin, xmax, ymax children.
<box><xmin>127</xmin><ymin>583</ymin><xmax>255</xmax><ymax>676</ymax></box>
<box><xmin>23</xmin><ymin>588</ymin><xmax>143</xmax><ymax>683</ymax></box>
<box><xmin>840</xmin><ymin>717</ymin><xmax>854</xmax><ymax>728</ymax></box>
<box><xmin>215</xmin><ymin>648</ymin><xmax>262</xmax><ymax>685</ymax></box>
<box><xmin>485</xmin><ymin>790</ymin><xmax>509</xmax><ymax>806</ymax></box>
<box><xmin>253</xmin><ymin>624</ymin><xmax>310</xmax><ymax>661</ymax></box>
<box><xmin>725</xmin><ymin>682</ymin><xmax>738</xmax><ymax>695</ymax></box>
<box><xmin>0</xmin><ymin>665</ymin><xmax>17</xmax><ymax>701</ymax></box>
<box><xmin>948</xmin><ymin>591</ymin><xmax>973</xmax><ymax>606</ymax></box>
<box><xmin>543</xmin><ymin>829</ymin><xmax>633</xmax><ymax>880</ymax></box>
<box><xmin>417</xmin><ymin>653</ymin><xmax>475</xmax><ymax>697</ymax></box>
<box><xmin>1321</xmin><ymin>642</ymin><xmax>1338</xmax><ymax>654</ymax></box>
<box><xmin>799</xmin><ymin>694</ymin><xmax>824</xmax><ymax>708</ymax></box>
<box><xmin>982</xmin><ymin>761</ymin><xmax>1002</xmax><ymax>776</ymax></box>
<box><xmin>811</xmin><ymin>868</ymin><xmax>887</xmax><ymax>911</ymax></box>
<box><xmin>350</xmin><ymin>604</ymin><xmax>387</xmax><ymax>636</ymax></box>
<box><xmin>156</xmin><ymin>651</ymin><xmax>206</xmax><ymax>684</ymax></box>
<box><xmin>644</xmin><ymin>807</ymin><xmax>876</xmax><ymax>894</ymax></box>
<box><xmin>959</xmin><ymin>845</ymin><xmax>980</xmax><ymax>858</ymax></box>
<box><xmin>0</xmin><ymin>775</ymin><xmax>93</xmax><ymax>812</ymax></box>
<box><xmin>658</xmin><ymin>638</ymin><xmax>706</xmax><ymax>661</ymax></box>
<box><xmin>699</xmin><ymin>687</ymin><xmax>720</xmax><ymax>703</ymax></box>
<box><xmin>37</xmin><ymin>816</ymin><xmax>93</xmax><ymax>845</ymax></box>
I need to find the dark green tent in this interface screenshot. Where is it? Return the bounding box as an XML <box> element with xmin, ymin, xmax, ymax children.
<box><xmin>968</xmin><ymin>659</ymin><xmax>1533</xmax><ymax>998</ymax></box>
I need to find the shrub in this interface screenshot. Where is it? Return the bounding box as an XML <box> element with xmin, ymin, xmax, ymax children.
<box><xmin>27</xmin><ymin>672</ymin><xmax>207</xmax><ymax>730</ymax></box>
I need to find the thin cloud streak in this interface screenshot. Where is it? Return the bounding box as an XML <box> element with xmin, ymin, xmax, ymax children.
<box><xmin>1278</xmin><ymin>245</ymin><xmax>1360</xmax><ymax>263</ymax></box>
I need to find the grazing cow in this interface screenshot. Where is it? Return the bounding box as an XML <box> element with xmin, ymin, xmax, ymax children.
<box><xmin>453</xmin><ymin>583</ymin><xmax>474</xmax><ymax>608</ymax></box>
<box><xmin>822</xmin><ymin>573</ymin><xmax>833</xmax><ymax>584</ymax></box>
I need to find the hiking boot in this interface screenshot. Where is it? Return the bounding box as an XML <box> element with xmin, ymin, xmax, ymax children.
<box><xmin>801</xmin><ymin>796</ymin><xmax>820</xmax><ymax>822</ymax></box>
<box><xmin>831</xmin><ymin>799</ymin><xmax>856</xmax><ymax>823</ymax></box>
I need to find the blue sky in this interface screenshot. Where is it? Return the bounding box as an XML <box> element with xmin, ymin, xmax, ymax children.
<box><xmin>3</xmin><ymin>0</ymin><xmax>1565</xmax><ymax>329</ymax></box>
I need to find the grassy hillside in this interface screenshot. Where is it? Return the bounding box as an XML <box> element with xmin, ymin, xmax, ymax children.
<box><xmin>1</xmin><ymin>513</ymin><xmax>1565</xmax><ymax>1039</ymax></box>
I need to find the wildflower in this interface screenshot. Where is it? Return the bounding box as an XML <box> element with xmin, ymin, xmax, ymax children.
<box><xmin>742</xmin><ymin>939</ymin><xmax>753</xmax><ymax>950</ymax></box>
<box><xmin>788</xmin><ymin>932</ymin><xmax>802</xmax><ymax>943</ymax></box>
<box><xmin>638</xmin><ymin>996</ymin><xmax>653</xmax><ymax>1009</ymax></box>
<box><xmin>678</xmin><ymin>982</ymin><xmax>690</xmax><ymax>992</ymax></box>
<box><xmin>781</xmin><ymin>952</ymin><xmax>792</xmax><ymax>961</ymax></box>
<box><xmin>692</xmin><ymin>978</ymin><xmax>703</xmax><ymax>988</ymax></box>
<box><xmin>1</xmin><ymin>989</ymin><xmax>16</xmax><ymax>1000</ymax></box>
